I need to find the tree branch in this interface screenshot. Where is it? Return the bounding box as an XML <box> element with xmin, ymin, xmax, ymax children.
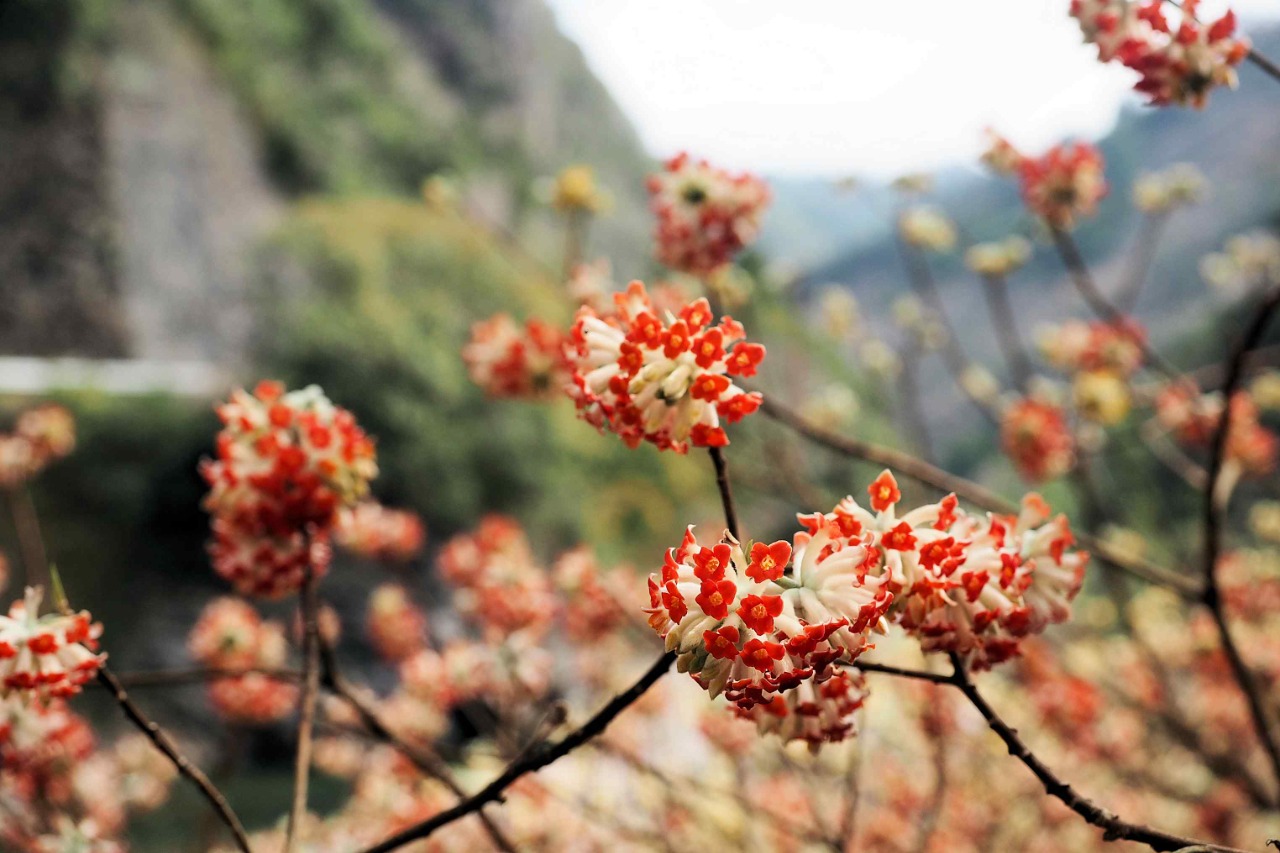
<box><xmin>285</xmin><ymin>565</ymin><xmax>321</xmax><ymax>851</ymax></box>
<box><xmin>1201</xmin><ymin>282</ymin><xmax>1280</xmax><ymax>790</ymax></box>
<box><xmin>756</xmin><ymin>396</ymin><xmax>1202</xmax><ymax>598</ymax></box>
<box><xmin>97</xmin><ymin>665</ymin><xmax>252</xmax><ymax>853</ymax></box>
<box><xmin>946</xmin><ymin>654</ymin><xmax>1249</xmax><ymax>853</ymax></box>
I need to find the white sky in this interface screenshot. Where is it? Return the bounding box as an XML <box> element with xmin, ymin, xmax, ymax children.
<box><xmin>544</xmin><ymin>0</ymin><xmax>1278</xmax><ymax>177</ymax></box>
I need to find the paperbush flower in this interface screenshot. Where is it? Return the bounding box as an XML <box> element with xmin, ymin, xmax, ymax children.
<box><xmin>568</xmin><ymin>280</ymin><xmax>764</xmax><ymax>452</ymax></box>
<box><xmin>644</xmin><ymin>523</ymin><xmax>891</xmax><ymax>748</ymax></box>
<box><xmin>965</xmin><ymin>236</ymin><xmax>1033</xmax><ymax>277</ymax></box>
<box><xmin>187</xmin><ymin>597</ymin><xmax>283</xmax><ymax>671</ymax></box>
<box><xmin>366</xmin><ymin>584</ymin><xmax>429</xmax><ymax>662</ymax></box>
<box><xmin>0</xmin><ymin>587</ymin><xmax>104</xmax><ymax>700</ymax></box>
<box><xmin>437</xmin><ymin>516</ymin><xmax>555</xmax><ymax>638</ymax></box>
<box><xmin>187</xmin><ymin>596</ymin><xmax>296</xmax><ymax>725</ymax></box>
<box><xmin>898</xmin><ymin>205</ymin><xmax>957</xmax><ymax>253</ymax></box>
<box><xmin>1070</xmin><ymin>0</ymin><xmax>1248</xmax><ymax>107</ymax></box>
<box><xmin>646</xmin><ymin>473</ymin><xmax>1087</xmax><ymax>747</ymax></box>
<box><xmin>201</xmin><ymin>381</ymin><xmax>376</xmax><ymax>597</ymax></box>
<box><xmin>1132</xmin><ymin>163</ymin><xmax>1206</xmax><ymax>213</ymax></box>
<box><xmin>984</xmin><ymin>133</ymin><xmax>1107</xmax><ymax>228</ymax></box>
<box><xmin>1001</xmin><ymin>397</ymin><xmax>1076</xmax><ymax>481</ymax></box>
<box><xmin>0</xmin><ymin>404</ymin><xmax>76</xmax><ymax>489</ymax></box>
<box><xmin>553</xmin><ymin>547</ymin><xmax>632</xmax><ymax>642</ymax></box>
<box><xmin>337</xmin><ymin>502</ymin><xmax>425</xmax><ymax>563</ymax></box>
<box><xmin>462</xmin><ymin>315</ymin><xmax>571</xmax><ymax>400</ymax></box>
<box><xmin>646</xmin><ymin>153</ymin><xmax>769</xmax><ymax>275</ymax></box>
<box><xmin>1156</xmin><ymin>384</ymin><xmax>1278</xmax><ymax>476</ymax></box>
<box><xmin>207</xmin><ymin>673</ymin><xmax>298</xmax><ymax>725</ymax></box>
<box><xmin>549</xmin><ymin>164</ymin><xmax>609</xmax><ymax>214</ymax></box>
<box><xmin>1039</xmin><ymin>318</ymin><xmax>1146</xmax><ymax>378</ymax></box>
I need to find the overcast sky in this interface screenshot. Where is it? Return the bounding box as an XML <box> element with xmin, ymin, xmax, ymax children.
<box><xmin>544</xmin><ymin>0</ymin><xmax>1278</xmax><ymax>177</ymax></box>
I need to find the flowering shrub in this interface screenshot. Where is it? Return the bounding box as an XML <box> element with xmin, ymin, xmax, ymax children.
<box><xmin>10</xmin><ymin>7</ymin><xmax>1280</xmax><ymax>851</ymax></box>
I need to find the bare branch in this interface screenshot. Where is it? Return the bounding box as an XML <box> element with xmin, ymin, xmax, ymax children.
<box><xmin>97</xmin><ymin>665</ymin><xmax>252</xmax><ymax>853</ymax></box>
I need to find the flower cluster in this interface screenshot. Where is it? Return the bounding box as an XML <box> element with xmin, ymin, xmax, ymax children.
<box><xmin>1039</xmin><ymin>318</ymin><xmax>1147</xmax><ymax>378</ymax></box>
<box><xmin>1132</xmin><ymin>163</ymin><xmax>1206</xmax><ymax>213</ymax></box>
<box><xmin>0</xmin><ymin>587</ymin><xmax>104</xmax><ymax>700</ymax></box>
<box><xmin>365</xmin><ymin>583</ymin><xmax>428</xmax><ymax>662</ymax></box>
<box><xmin>898</xmin><ymin>205</ymin><xmax>958</xmax><ymax>253</ymax></box>
<box><xmin>1070</xmin><ymin>0</ymin><xmax>1248</xmax><ymax>107</ymax></box>
<box><xmin>983</xmin><ymin>133</ymin><xmax>1107</xmax><ymax>229</ymax></box>
<box><xmin>646</xmin><ymin>153</ymin><xmax>769</xmax><ymax>275</ymax></box>
<box><xmin>462</xmin><ymin>314</ymin><xmax>571</xmax><ymax>400</ymax></box>
<box><xmin>337</xmin><ymin>502</ymin><xmax>425</xmax><ymax>563</ymax></box>
<box><xmin>1156</xmin><ymin>383</ymin><xmax>1278</xmax><ymax>476</ymax></box>
<box><xmin>201</xmin><ymin>381</ymin><xmax>377</xmax><ymax>598</ymax></box>
<box><xmin>187</xmin><ymin>597</ymin><xmax>296</xmax><ymax>724</ymax></box>
<box><xmin>1001</xmin><ymin>397</ymin><xmax>1077</xmax><ymax>481</ymax></box>
<box><xmin>645</xmin><ymin>472</ymin><xmax>1087</xmax><ymax>747</ymax></box>
<box><xmin>548</xmin><ymin>164</ymin><xmax>610</xmax><ymax>214</ymax></box>
<box><xmin>0</xmin><ymin>404</ymin><xmax>75</xmax><ymax>489</ymax></box>
<box><xmin>965</xmin><ymin>236</ymin><xmax>1033</xmax><ymax>277</ymax></box>
<box><xmin>1200</xmin><ymin>231</ymin><xmax>1280</xmax><ymax>296</ymax></box>
<box><xmin>438</xmin><ymin>515</ymin><xmax>556</xmax><ymax>638</ymax></box>
<box><xmin>567</xmin><ymin>280</ymin><xmax>764</xmax><ymax>452</ymax></box>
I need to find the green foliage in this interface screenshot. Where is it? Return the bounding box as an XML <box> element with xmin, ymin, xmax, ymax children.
<box><xmin>167</xmin><ymin>0</ymin><xmax>467</xmax><ymax>193</ymax></box>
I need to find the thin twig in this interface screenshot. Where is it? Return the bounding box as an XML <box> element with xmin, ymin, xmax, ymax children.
<box><xmin>1049</xmin><ymin>226</ymin><xmax>1182</xmax><ymax>381</ymax></box>
<box><xmin>359</xmin><ymin>445</ymin><xmax>744</xmax><ymax>853</ymax></box>
<box><xmin>358</xmin><ymin>650</ymin><xmax>676</xmax><ymax>853</ymax></box>
<box><xmin>6</xmin><ymin>486</ymin><xmax>49</xmax><ymax>593</ymax></box>
<box><xmin>946</xmin><ymin>654</ymin><xmax>1248</xmax><ymax>852</ymax></box>
<box><xmin>91</xmin><ymin>667</ymin><xmax>302</xmax><ymax>689</ymax></box>
<box><xmin>708</xmin><ymin>445</ymin><xmax>741</xmax><ymax>539</ymax></box>
<box><xmin>756</xmin><ymin>397</ymin><xmax>1202</xmax><ymax>598</ymax></box>
<box><xmin>318</xmin><ymin>642</ymin><xmax>517</xmax><ymax>852</ymax></box>
<box><xmin>1114</xmin><ymin>212</ymin><xmax>1168</xmax><ymax>314</ymax></box>
<box><xmin>97</xmin><ymin>666</ymin><xmax>252</xmax><ymax>853</ymax></box>
<box><xmin>980</xmin><ymin>272</ymin><xmax>1035</xmax><ymax>392</ymax></box>
<box><xmin>899</xmin><ymin>235</ymin><xmax>1000</xmax><ymax>423</ymax></box>
<box><xmin>285</xmin><ymin>566</ymin><xmax>321</xmax><ymax>851</ymax></box>
<box><xmin>1201</xmin><ymin>282</ymin><xmax>1280</xmax><ymax>790</ymax></box>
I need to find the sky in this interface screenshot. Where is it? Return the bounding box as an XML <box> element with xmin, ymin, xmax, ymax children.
<box><xmin>543</xmin><ymin>0</ymin><xmax>1278</xmax><ymax>178</ymax></box>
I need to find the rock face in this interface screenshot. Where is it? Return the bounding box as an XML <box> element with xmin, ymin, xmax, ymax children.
<box><xmin>104</xmin><ymin>3</ymin><xmax>283</xmax><ymax>365</ymax></box>
<box><xmin>2</xmin><ymin>0</ymin><xmax>655</xmax><ymax>364</ymax></box>
<box><xmin>0</xmin><ymin>1</ymin><xmax>128</xmax><ymax>357</ymax></box>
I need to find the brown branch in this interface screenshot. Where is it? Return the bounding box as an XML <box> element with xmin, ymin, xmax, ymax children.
<box><xmin>946</xmin><ymin>654</ymin><xmax>1249</xmax><ymax>852</ymax></box>
<box><xmin>285</xmin><ymin>566</ymin><xmax>321</xmax><ymax>851</ymax></box>
<box><xmin>757</xmin><ymin>396</ymin><xmax>1202</xmax><ymax>598</ymax></box>
<box><xmin>359</xmin><ymin>445</ymin><xmax>743</xmax><ymax>852</ymax></box>
<box><xmin>1049</xmin><ymin>226</ymin><xmax>1183</xmax><ymax>381</ymax></box>
<box><xmin>1201</xmin><ymin>282</ymin><xmax>1280</xmax><ymax>790</ymax></box>
<box><xmin>92</xmin><ymin>667</ymin><xmax>302</xmax><ymax>689</ymax></box>
<box><xmin>6</xmin><ymin>486</ymin><xmax>49</xmax><ymax>593</ymax></box>
<box><xmin>318</xmin><ymin>642</ymin><xmax>517</xmax><ymax>852</ymax></box>
<box><xmin>1114</xmin><ymin>212</ymin><xmax>1169</xmax><ymax>314</ymax></box>
<box><xmin>980</xmin><ymin>272</ymin><xmax>1035</xmax><ymax>392</ymax></box>
<box><xmin>358</xmin><ymin>649</ymin><xmax>675</xmax><ymax>853</ymax></box>
<box><xmin>1247</xmin><ymin>48</ymin><xmax>1280</xmax><ymax>85</ymax></box>
<box><xmin>708</xmin><ymin>445</ymin><xmax>741</xmax><ymax>539</ymax></box>
<box><xmin>97</xmin><ymin>665</ymin><xmax>252</xmax><ymax>853</ymax></box>
<box><xmin>899</xmin><ymin>235</ymin><xmax>1001</xmax><ymax>424</ymax></box>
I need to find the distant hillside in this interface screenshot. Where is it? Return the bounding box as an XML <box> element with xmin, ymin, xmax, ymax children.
<box><xmin>0</xmin><ymin>0</ymin><xmax>656</xmax><ymax>362</ymax></box>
